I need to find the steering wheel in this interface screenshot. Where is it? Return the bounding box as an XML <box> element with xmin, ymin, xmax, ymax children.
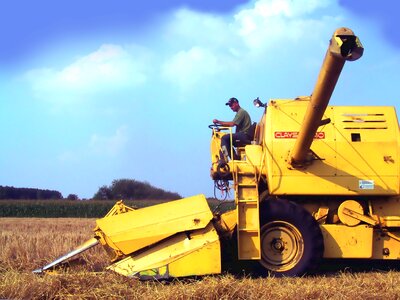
<box><xmin>208</xmin><ymin>124</ymin><xmax>222</xmax><ymax>130</ymax></box>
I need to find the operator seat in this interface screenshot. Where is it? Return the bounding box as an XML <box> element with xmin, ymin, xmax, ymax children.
<box><xmin>234</xmin><ymin>122</ymin><xmax>258</xmax><ymax>147</ymax></box>
<box><xmin>234</xmin><ymin>122</ymin><xmax>258</xmax><ymax>160</ymax></box>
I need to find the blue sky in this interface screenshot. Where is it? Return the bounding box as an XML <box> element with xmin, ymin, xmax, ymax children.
<box><xmin>1</xmin><ymin>0</ymin><xmax>399</xmax><ymax>199</ymax></box>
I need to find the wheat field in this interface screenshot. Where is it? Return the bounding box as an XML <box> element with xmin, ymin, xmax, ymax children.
<box><xmin>1</xmin><ymin>218</ymin><xmax>400</xmax><ymax>299</ymax></box>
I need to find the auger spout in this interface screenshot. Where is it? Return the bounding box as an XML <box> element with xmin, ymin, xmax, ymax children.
<box><xmin>289</xmin><ymin>27</ymin><xmax>363</xmax><ymax>167</ymax></box>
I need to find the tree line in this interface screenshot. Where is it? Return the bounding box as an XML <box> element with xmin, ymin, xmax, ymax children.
<box><xmin>0</xmin><ymin>186</ymin><xmax>62</xmax><ymax>200</ymax></box>
<box><xmin>0</xmin><ymin>179</ymin><xmax>181</xmax><ymax>201</ymax></box>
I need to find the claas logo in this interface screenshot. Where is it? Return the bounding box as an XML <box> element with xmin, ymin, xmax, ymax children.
<box><xmin>274</xmin><ymin>132</ymin><xmax>325</xmax><ymax>139</ymax></box>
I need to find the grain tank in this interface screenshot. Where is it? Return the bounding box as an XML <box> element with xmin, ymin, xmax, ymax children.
<box><xmin>35</xmin><ymin>28</ymin><xmax>400</xmax><ymax>279</ymax></box>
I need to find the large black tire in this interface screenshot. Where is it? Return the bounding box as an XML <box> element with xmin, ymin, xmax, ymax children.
<box><xmin>259</xmin><ymin>199</ymin><xmax>324</xmax><ymax>277</ymax></box>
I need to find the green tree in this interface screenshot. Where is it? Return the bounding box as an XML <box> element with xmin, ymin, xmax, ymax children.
<box><xmin>92</xmin><ymin>179</ymin><xmax>181</xmax><ymax>200</ymax></box>
<box><xmin>92</xmin><ymin>185</ymin><xmax>113</xmax><ymax>200</ymax></box>
<box><xmin>66</xmin><ymin>194</ymin><xmax>79</xmax><ymax>200</ymax></box>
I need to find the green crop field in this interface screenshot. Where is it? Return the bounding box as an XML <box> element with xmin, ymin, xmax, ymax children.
<box><xmin>0</xmin><ymin>198</ymin><xmax>234</xmax><ymax>218</ymax></box>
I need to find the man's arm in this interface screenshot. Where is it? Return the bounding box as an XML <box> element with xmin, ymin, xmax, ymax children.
<box><xmin>213</xmin><ymin>119</ymin><xmax>236</xmax><ymax>127</ymax></box>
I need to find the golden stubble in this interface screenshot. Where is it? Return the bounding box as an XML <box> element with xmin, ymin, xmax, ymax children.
<box><xmin>1</xmin><ymin>218</ymin><xmax>400</xmax><ymax>300</ymax></box>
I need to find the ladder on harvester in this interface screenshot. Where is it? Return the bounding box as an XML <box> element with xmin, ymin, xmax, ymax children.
<box><xmin>233</xmin><ymin>157</ymin><xmax>261</xmax><ymax>260</ymax></box>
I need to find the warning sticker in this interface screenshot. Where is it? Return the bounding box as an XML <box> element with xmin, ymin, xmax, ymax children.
<box><xmin>359</xmin><ymin>180</ymin><xmax>374</xmax><ymax>190</ymax></box>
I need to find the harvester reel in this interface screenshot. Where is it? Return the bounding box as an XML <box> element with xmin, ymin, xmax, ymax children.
<box><xmin>259</xmin><ymin>199</ymin><xmax>324</xmax><ymax>277</ymax></box>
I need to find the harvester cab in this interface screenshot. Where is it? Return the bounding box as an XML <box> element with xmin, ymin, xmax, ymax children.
<box><xmin>34</xmin><ymin>27</ymin><xmax>400</xmax><ymax>279</ymax></box>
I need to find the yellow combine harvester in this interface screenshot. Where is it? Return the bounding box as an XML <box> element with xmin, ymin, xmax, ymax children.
<box><xmin>34</xmin><ymin>27</ymin><xmax>400</xmax><ymax>278</ymax></box>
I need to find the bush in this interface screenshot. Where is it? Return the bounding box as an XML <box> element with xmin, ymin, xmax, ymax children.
<box><xmin>93</xmin><ymin>179</ymin><xmax>181</xmax><ymax>200</ymax></box>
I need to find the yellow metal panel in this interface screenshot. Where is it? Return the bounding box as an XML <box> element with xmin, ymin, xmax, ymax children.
<box><xmin>96</xmin><ymin>194</ymin><xmax>213</xmax><ymax>255</ymax></box>
<box><xmin>217</xmin><ymin>209</ymin><xmax>237</xmax><ymax>235</ymax></box>
<box><xmin>107</xmin><ymin>222</ymin><xmax>221</xmax><ymax>278</ymax></box>
<box><xmin>264</xmin><ymin>100</ymin><xmax>400</xmax><ymax>196</ymax></box>
<box><xmin>266</xmin><ymin>100</ymin><xmax>338</xmax><ymax>195</ymax></box>
<box><xmin>383</xmin><ymin>217</ymin><xmax>400</xmax><ymax>227</ymax></box>
<box><xmin>237</xmin><ymin>186</ymin><xmax>258</xmax><ymax>200</ymax></box>
<box><xmin>168</xmin><ymin>240</ymin><xmax>221</xmax><ymax>277</ymax></box>
<box><xmin>373</xmin><ymin>231</ymin><xmax>400</xmax><ymax>259</ymax></box>
<box><xmin>268</xmin><ymin>100</ymin><xmax>338</xmax><ymax>176</ymax></box>
<box><xmin>269</xmin><ymin>176</ymin><xmax>399</xmax><ymax>195</ymax></box>
<box><xmin>244</xmin><ymin>145</ymin><xmax>263</xmax><ymax>166</ymax></box>
<box><xmin>238</xmin><ymin>230</ymin><xmax>260</xmax><ymax>259</ymax></box>
<box><xmin>321</xmin><ymin>224</ymin><xmax>373</xmax><ymax>258</ymax></box>
<box><xmin>370</xmin><ymin>197</ymin><xmax>400</xmax><ymax>217</ymax></box>
<box><xmin>333</xmin><ymin>106</ymin><xmax>399</xmax><ymax>180</ymax></box>
<box><xmin>238</xmin><ymin>202</ymin><xmax>259</xmax><ymax>230</ymax></box>
<box><xmin>132</xmin><ymin>240</ymin><xmax>221</xmax><ymax>279</ymax></box>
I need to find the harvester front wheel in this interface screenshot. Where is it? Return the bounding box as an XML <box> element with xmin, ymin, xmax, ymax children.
<box><xmin>259</xmin><ymin>199</ymin><xmax>323</xmax><ymax>277</ymax></box>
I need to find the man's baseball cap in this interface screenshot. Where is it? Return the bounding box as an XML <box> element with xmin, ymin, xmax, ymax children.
<box><xmin>226</xmin><ymin>97</ymin><xmax>239</xmax><ymax>106</ymax></box>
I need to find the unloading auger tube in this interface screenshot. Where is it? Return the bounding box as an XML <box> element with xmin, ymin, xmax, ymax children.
<box><xmin>289</xmin><ymin>27</ymin><xmax>363</xmax><ymax>167</ymax></box>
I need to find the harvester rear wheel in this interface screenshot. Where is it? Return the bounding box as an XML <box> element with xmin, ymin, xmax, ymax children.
<box><xmin>259</xmin><ymin>199</ymin><xmax>324</xmax><ymax>277</ymax></box>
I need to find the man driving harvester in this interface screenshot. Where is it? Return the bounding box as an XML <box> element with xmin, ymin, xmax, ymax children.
<box><xmin>212</xmin><ymin>97</ymin><xmax>252</xmax><ymax>162</ymax></box>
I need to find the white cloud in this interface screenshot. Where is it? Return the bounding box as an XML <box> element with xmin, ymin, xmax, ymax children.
<box><xmin>161</xmin><ymin>46</ymin><xmax>221</xmax><ymax>90</ymax></box>
<box><xmin>57</xmin><ymin>151</ymin><xmax>79</xmax><ymax>163</ymax></box>
<box><xmin>59</xmin><ymin>44</ymin><xmax>144</xmax><ymax>88</ymax></box>
<box><xmin>252</xmin><ymin>0</ymin><xmax>329</xmax><ymax>18</ymax></box>
<box><xmin>56</xmin><ymin>126</ymin><xmax>130</xmax><ymax>164</ymax></box>
<box><xmin>24</xmin><ymin>44</ymin><xmax>147</xmax><ymax>104</ymax></box>
<box><xmin>160</xmin><ymin>0</ymin><xmax>339</xmax><ymax>90</ymax></box>
<box><xmin>233</xmin><ymin>0</ymin><xmax>334</xmax><ymax>51</ymax></box>
<box><xmin>89</xmin><ymin>126</ymin><xmax>129</xmax><ymax>157</ymax></box>
<box><xmin>164</xmin><ymin>8</ymin><xmax>232</xmax><ymax>48</ymax></box>
<box><xmin>160</xmin><ymin>9</ymin><xmax>237</xmax><ymax>90</ymax></box>
<box><xmin>22</xmin><ymin>0</ymin><xmax>342</xmax><ymax>104</ymax></box>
